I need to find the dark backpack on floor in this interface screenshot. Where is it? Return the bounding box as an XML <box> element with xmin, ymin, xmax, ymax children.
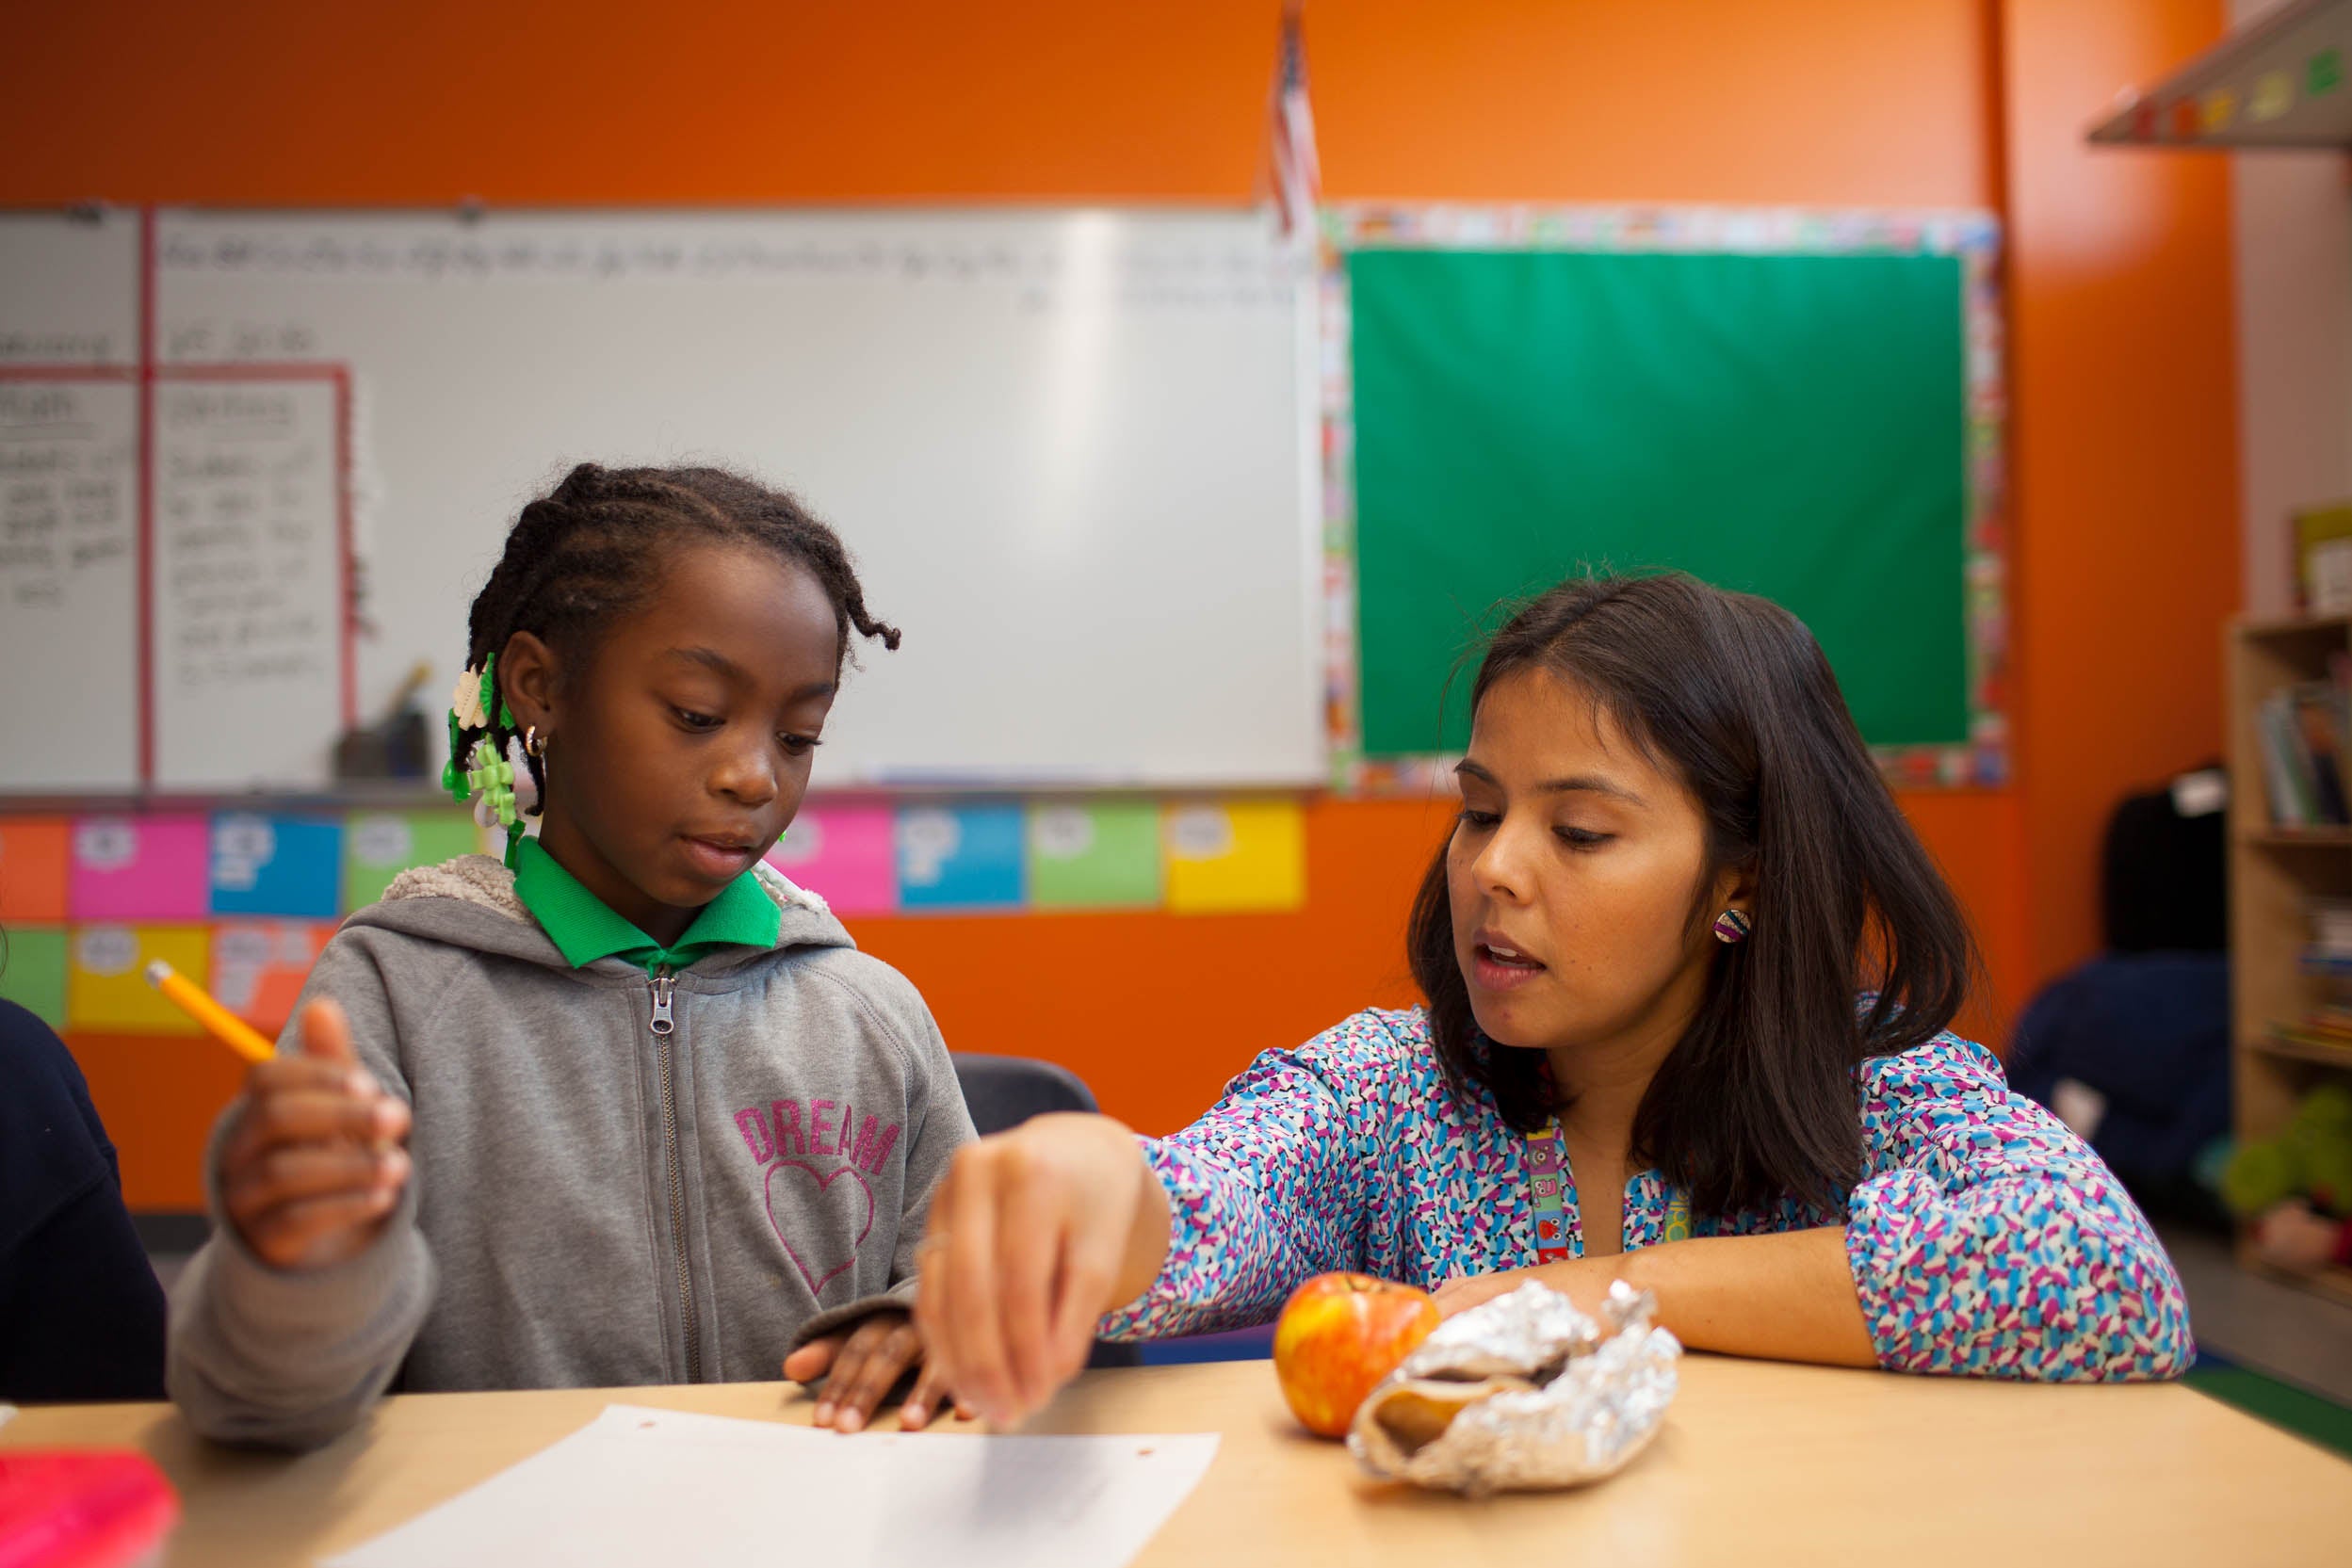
<box><xmin>2101</xmin><ymin>768</ymin><xmax>2226</xmax><ymax>952</ymax></box>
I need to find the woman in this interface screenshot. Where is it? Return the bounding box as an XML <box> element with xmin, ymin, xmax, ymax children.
<box><xmin>907</xmin><ymin>575</ymin><xmax>2190</xmax><ymax>1431</ymax></box>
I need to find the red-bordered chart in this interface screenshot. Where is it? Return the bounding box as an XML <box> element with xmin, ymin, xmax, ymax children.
<box><xmin>0</xmin><ymin>209</ymin><xmax>354</xmax><ymax>790</ymax></box>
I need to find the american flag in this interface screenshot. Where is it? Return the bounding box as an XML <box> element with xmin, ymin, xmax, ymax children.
<box><xmin>1266</xmin><ymin>2</ymin><xmax>1321</xmax><ymax>243</ymax></box>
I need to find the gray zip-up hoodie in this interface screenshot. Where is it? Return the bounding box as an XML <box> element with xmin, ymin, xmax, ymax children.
<box><xmin>168</xmin><ymin>853</ymin><xmax>973</xmax><ymax>1449</ymax></box>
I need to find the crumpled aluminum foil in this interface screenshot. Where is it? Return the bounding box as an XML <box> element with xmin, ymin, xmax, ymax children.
<box><xmin>1346</xmin><ymin>1279</ymin><xmax>1680</xmax><ymax>1495</ymax></box>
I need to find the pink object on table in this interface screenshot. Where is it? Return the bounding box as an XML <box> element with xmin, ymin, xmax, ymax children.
<box><xmin>68</xmin><ymin>816</ymin><xmax>211</xmax><ymax>922</ymax></box>
<box><xmin>0</xmin><ymin>1450</ymin><xmax>180</xmax><ymax>1568</ymax></box>
<box><xmin>763</xmin><ymin>803</ymin><xmax>898</xmax><ymax>916</ymax></box>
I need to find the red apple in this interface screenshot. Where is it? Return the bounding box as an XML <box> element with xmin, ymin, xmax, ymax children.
<box><xmin>1272</xmin><ymin>1272</ymin><xmax>1441</xmax><ymax>1439</ymax></box>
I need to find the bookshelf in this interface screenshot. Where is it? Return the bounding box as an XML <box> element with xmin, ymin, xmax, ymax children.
<box><xmin>2226</xmin><ymin>615</ymin><xmax>2352</xmax><ymax>1305</ymax></box>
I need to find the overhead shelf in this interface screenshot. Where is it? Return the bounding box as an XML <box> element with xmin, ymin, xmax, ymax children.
<box><xmin>2088</xmin><ymin>0</ymin><xmax>2352</xmax><ymax>149</ymax></box>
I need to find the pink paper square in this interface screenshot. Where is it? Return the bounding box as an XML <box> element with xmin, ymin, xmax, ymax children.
<box><xmin>70</xmin><ymin>815</ymin><xmax>212</xmax><ymax>921</ymax></box>
<box><xmin>764</xmin><ymin>803</ymin><xmax>898</xmax><ymax>916</ymax></box>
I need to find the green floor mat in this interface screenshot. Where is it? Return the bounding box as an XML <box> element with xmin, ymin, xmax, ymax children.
<box><xmin>2186</xmin><ymin>1358</ymin><xmax>2352</xmax><ymax>1461</ymax></box>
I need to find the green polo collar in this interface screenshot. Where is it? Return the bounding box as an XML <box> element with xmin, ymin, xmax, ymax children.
<box><xmin>511</xmin><ymin>834</ymin><xmax>781</xmax><ymax>973</ymax></box>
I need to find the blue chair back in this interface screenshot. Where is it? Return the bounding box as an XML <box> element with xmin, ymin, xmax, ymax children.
<box><xmin>949</xmin><ymin>1053</ymin><xmax>1100</xmax><ymax>1134</ymax></box>
<box><xmin>947</xmin><ymin>1052</ymin><xmax>1139</xmax><ymax>1368</ymax></box>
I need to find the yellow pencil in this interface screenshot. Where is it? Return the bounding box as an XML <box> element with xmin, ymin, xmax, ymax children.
<box><xmin>142</xmin><ymin>960</ymin><xmax>276</xmax><ymax>1064</ymax></box>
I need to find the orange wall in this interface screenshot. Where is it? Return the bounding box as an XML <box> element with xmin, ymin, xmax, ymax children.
<box><xmin>2003</xmin><ymin>0</ymin><xmax>2242</xmax><ymax>979</ymax></box>
<box><xmin>3</xmin><ymin>1</ymin><xmax>2238</xmax><ymax>1204</ymax></box>
<box><xmin>0</xmin><ymin>1</ymin><xmax>1275</xmax><ymax>203</ymax></box>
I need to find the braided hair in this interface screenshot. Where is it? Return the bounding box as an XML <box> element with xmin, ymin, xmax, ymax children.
<box><xmin>451</xmin><ymin>462</ymin><xmax>900</xmax><ymax>817</ymax></box>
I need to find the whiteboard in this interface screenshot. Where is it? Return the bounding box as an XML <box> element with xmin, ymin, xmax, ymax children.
<box><xmin>149</xmin><ymin>208</ymin><xmax>1324</xmax><ymax>789</ymax></box>
<box><xmin>0</xmin><ymin>210</ymin><xmax>138</xmax><ymax>369</ymax></box>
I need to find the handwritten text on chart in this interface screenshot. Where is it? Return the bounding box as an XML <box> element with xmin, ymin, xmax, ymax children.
<box><xmin>154</xmin><ymin>383</ymin><xmax>334</xmax><ymax>696</ymax></box>
<box><xmin>0</xmin><ymin>383</ymin><xmax>135</xmax><ymax>612</ymax></box>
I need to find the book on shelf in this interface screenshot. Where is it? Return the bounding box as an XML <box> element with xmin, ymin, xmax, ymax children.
<box><xmin>2257</xmin><ymin>655</ymin><xmax>2352</xmax><ymax>828</ymax></box>
<box><xmin>2311</xmin><ymin>897</ymin><xmax>2352</xmax><ymax>954</ymax></box>
<box><xmin>2276</xmin><ymin>898</ymin><xmax>2352</xmax><ymax>1054</ymax></box>
<box><xmin>2265</xmin><ymin>1025</ymin><xmax>2352</xmax><ymax>1056</ymax></box>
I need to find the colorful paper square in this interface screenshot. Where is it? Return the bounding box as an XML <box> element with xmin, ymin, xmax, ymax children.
<box><xmin>0</xmin><ymin>925</ymin><xmax>69</xmax><ymax>1028</ymax></box>
<box><xmin>765</xmin><ymin>803</ymin><xmax>899</xmax><ymax>915</ymax></box>
<box><xmin>1027</xmin><ymin>801</ymin><xmax>1161</xmax><ymax>910</ymax></box>
<box><xmin>344</xmin><ymin>810</ymin><xmax>481</xmax><ymax>911</ymax></box>
<box><xmin>210</xmin><ymin>814</ymin><xmax>344</xmax><ymax>918</ymax></box>
<box><xmin>70</xmin><ymin>816</ymin><xmax>211</xmax><ymax>921</ymax></box>
<box><xmin>68</xmin><ymin>924</ymin><xmax>210</xmax><ymax>1033</ymax></box>
<box><xmin>211</xmin><ymin>920</ymin><xmax>335</xmax><ymax>1034</ymax></box>
<box><xmin>897</xmin><ymin>803</ymin><xmax>1025</xmax><ymax>913</ymax></box>
<box><xmin>0</xmin><ymin>817</ymin><xmax>71</xmax><ymax>923</ymax></box>
<box><xmin>1164</xmin><ymin>799</ymin><xmax>1307</xmax><ymax>913</ymax></box>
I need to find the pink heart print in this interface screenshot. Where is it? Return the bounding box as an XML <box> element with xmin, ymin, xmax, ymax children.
<box><xmin>765</xmin><ymin>1159</ymin><xmax>876</xmax><ymax>1297</ymax></box>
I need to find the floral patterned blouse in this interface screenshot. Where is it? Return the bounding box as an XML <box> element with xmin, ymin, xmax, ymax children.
<box><xmin>1098</xmin><ymin>1007</ymin><xmax>2193</xmax><ymax>1382</ymax></box>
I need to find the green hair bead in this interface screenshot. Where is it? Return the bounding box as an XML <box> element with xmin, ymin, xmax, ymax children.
<box><xmin>441</xmin><ymin>708</ymin><xmax>470</xmax><ymax>803</ymax></box>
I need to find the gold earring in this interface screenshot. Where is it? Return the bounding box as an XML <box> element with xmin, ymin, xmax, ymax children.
<box><xmin>524</xmin><ymin>726</ymin><xmax>547</xmax><ymax>759</ymax></box>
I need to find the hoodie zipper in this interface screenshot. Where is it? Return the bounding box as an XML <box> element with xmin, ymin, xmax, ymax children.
<box><xmin>648</xmin><ymin>967</ymin><xmax>700</xmax><ymax>1382</ymax></box>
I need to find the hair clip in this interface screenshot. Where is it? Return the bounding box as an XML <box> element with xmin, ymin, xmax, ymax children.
<box><xmin>451</xmin><ymin>652</ymin><xmax>518</xmax><ymax>732</ymax></box>
<box><xmin>464</xmin><ymin>736</ymin><xmax>520</xmax><ymax>830</ymax></box>
<box><xmin>451</xmin><ymin>661</ymin><xmax>491</xmax><ymax>732</ymax></box>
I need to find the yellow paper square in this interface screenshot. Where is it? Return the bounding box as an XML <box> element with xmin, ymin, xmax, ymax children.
<box><xmin>69</xmin><ymin>924</ymin><xmax>212</xmax><ymax>1033</ymax></box>
<box><xmin>1163</xmin><ymin>799</ymin><xmax>1306</xmax><ymax>913</ymax></box>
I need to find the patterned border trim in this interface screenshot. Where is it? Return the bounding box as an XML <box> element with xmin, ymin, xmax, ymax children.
<box><xmin>1317</xmin><ymin>202</ymin><xmax>2009</xmax><ymax>795</ymax></box>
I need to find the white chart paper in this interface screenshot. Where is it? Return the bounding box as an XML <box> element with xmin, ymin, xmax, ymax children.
<box><xmin>323</xmin><ymin>1404</ymin><xmax>1219</xmax><ymax>1568</ymax></box>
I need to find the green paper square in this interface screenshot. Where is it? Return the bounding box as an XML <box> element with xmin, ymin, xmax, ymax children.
<box><xmin>1026</xmin><ymin>802</ymin><xmax>1162</xmax><ymax>910</ymax></box>
<box><xmin>343</xmin><ymin>810</ymin><xmax>481</xmax><ymax>912</ymax></box>
<box><xmin>0</xmin><ymin>926</ymin><xmax>69</xmax><ymax>1029</ymax></box>
<box><xmin>1349</xmin><ymin>249</ymin><xmax>1969</xmax><ymax>756</ymax></box>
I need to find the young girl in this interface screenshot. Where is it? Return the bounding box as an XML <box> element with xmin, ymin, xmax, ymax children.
<box><xmin>170</xmin><ymin>463</ymin><xmax>974</xmax><ymax>1447</ymax></box>
<box><xmin>915</xmin><ymin>574</ymin><xmax>2193</xmax><ymax>1427</ymax></box>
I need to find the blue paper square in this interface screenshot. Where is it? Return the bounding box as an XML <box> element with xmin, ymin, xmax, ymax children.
<box><xmin>896</xmin><ymin>803</ymin><xmax>1025</xmax><ymax>913</ymax></box>
<box><xmin>210</xmin><ymin>813</ymin><xmax>345</xmax><ymax>918</ymax></box>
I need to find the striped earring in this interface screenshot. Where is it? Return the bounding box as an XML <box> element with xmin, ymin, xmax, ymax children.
<box><xmin>1711</xmin><ymin>909</ymin><xmax>1752</xmax><ymax>945</ymax></box>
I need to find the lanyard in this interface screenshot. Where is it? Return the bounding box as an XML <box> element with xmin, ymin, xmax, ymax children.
<box><xmin>1525</xmin><ymin>1121</ymin><xmax>1691</xmax><ymax>1264</ymax></box>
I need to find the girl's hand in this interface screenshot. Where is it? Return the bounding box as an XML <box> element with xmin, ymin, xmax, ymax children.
<box><xmin>913</xmin><ymin>1112</ymin><xmax>1171</xmax><ymax>1430</ymax></box>
<box><xmin>219</xmin><ymin>998</ymin><xmax>412</xmax><ymax>1271</ymax></box>
<box><xmin>784</xmin><ymin>1310</ymin><xmax>962</xmax><ymax>1433</ymax></box>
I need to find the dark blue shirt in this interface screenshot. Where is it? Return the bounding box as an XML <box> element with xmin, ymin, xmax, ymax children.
<box><xmin>0</xmin><ymin>997</ymin><xmax>166</xmax><ymax>1401</ymax></box>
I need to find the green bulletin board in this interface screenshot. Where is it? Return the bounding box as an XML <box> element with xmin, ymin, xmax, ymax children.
<box><xmin>1329</xmin><ymin>207</ymin><xmax>2003</xmax><ymax>786</ymax></box>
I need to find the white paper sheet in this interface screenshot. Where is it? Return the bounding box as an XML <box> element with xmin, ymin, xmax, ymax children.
<box><xmin>322</xmin><ymin>1404</ymin><xmax>1220</xmax><ymax>1568</ymax></box>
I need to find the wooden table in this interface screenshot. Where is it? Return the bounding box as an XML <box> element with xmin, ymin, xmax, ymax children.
<box><xmin>7</xmin><ymin>1357</ymin><xmax>2348</xmax><ymax>1566</ymax></box>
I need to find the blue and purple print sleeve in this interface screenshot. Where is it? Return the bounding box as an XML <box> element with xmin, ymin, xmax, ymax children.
<box><xmin>1841</xmin><ymin>1034</ymin><xmax>2194</xmax><ymax>1381</ymax></box>
<box><xmin>1099</xmin><ymin>1008</ymin><xmax>2192</xmax><ymax>1382</ymax></box>
<box><xmin>1098</xmin><ymin>1010</ymin><xmax>1540</xmax><ymax>1341</ymax></box>
<box><xmin>1096</xmin><ymin>1015</ymin><xmax>1405</xmax><ymax>1339</ymax></box>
